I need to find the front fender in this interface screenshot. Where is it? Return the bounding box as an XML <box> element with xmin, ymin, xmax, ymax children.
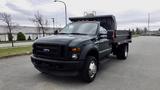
<box><xmin>79</xmin><ymin>44</ymin><xmax>99</xmax><ymax>60</ymax></box>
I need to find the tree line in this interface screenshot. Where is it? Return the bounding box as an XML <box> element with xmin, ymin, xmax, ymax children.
<box><xmin>129</xmin><ymin>27</ymin><xmax>160</xmax><ymax>35</ymax></box>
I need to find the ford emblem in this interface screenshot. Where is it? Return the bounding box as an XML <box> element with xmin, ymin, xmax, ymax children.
<box><xmin>43</xmin><ymin>49</ymin><xmax>50</xmax><ymax>52</ymax></box>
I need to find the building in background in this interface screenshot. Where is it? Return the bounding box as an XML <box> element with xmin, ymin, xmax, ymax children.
<box><xmin>0</xmin><ymin>26</ymin><xmax>62</xmax><ymax>41</ymax></box>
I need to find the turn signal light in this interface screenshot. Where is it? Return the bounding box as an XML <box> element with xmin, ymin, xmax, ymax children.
<box><xmin>71</xmin><ymin>48</ymin><xmax>80</xmax><ymax>52</ymax></box>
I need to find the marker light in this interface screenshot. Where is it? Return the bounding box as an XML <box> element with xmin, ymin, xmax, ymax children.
<box><xmin>71</xmin><ymin>48</ymin><xmax>80</xmax><ymax>52</ymax></box>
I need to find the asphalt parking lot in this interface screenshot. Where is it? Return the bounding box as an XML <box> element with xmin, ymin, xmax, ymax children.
<box><xmin>0</xmin><ymin>36</ymin><xmax>160</xmax><ymax>90</ymax></box>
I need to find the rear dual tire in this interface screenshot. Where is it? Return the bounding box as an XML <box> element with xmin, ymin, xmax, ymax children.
<box><xmin>116</xmin><ymin>44</ymin><xmax>128</xmax><ymax>60</ymax></box>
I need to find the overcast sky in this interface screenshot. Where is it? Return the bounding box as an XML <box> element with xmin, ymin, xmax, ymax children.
<box><xmin>0</xmin><ymin>0</ymin><xmax>160</xmax><ymax>30</ymax></box>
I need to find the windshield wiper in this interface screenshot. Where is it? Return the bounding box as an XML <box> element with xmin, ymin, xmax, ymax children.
<box><xmin>70</xmin><ymin>33</ymin><xmax>87</xmax><ymax>35</ymax></box>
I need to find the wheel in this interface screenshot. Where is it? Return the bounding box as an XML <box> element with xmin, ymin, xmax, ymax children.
<box><xmin>116</xmin><ymin>44</ymin><xmax>128</xmax><ymax>60</ymax></box>
<box><xmin>81</xmin><ymin>56</ymin><xmax>98</xmax><ymax>82</ymax></box>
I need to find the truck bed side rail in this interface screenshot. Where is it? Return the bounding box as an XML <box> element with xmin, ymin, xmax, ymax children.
<box><xmin>108</xmin><ymin>30</ymin><xmax>132</xmax><ymax>45</ymax></box>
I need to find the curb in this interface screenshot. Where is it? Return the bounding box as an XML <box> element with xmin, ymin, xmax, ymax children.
<box><xmin>0</xmin><ymin>52</ymin><xmax>32</xmax><ymax>59</ymax></box>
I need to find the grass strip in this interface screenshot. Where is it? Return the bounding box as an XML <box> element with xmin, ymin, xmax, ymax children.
<box><xmin>0</xmin><ymin>45</ymin><xmax>32</xmax><ymax>58</ymax></box>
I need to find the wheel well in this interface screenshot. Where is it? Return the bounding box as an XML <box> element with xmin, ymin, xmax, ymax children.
<box><xmin>86</xmin><ymin>49</ymin><xmax>99</xmax><ymax>69</ymax></box>
<box><xmin>86</xmin><ymin>49</ymin><xmax>99</xmax><ymax>61</ymax></box>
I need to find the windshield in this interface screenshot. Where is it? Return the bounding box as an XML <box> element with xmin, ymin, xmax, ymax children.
<box><xmin>59</xmin><ymin>22</ymin><xmax>98</xmax><ymax>35</ymax></box>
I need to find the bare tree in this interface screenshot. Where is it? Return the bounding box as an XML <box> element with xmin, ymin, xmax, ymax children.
<box><xmin>30</xmin><ymin>11</ymin><xmax>49</xmax><ymax>37</ymax></box>
<box><xmin>0</xmin><ymin>12</ymin><xmax>17</xmax><ymax>47</ymax></box>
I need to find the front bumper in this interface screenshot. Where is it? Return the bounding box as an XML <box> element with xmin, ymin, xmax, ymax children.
<box><xmin>31</xmin><ymin>55</ymin><xmax>84</xmax><ymax>72</ymax></box>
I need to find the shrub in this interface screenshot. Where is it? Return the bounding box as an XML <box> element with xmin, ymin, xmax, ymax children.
<box><xmin>27</xmin><ymin>36</ymin><xmax>32</xmax><ymax>40</ymax></box>
<box><xmin>17</xmin><ymin>32</ymin><xmax>26</xmax><ymax>41</ymax></box>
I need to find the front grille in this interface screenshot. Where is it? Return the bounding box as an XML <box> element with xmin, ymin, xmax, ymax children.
<box><xmin>33</xmin><ymin>44</ymin><xmax>65</xmax><ymax>59</ymax></box>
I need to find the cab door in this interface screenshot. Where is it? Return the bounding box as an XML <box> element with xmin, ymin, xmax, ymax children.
<box><xmin>98</xmin><ymin>27</ymin><xmax>112</xmax><ymax>59</ymax></box>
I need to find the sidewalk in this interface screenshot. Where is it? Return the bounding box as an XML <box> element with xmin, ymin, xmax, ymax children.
<box><xmin>0</xmin><ymin>41</ymin><xmax>33</xmax><ymax>48</ymax></box>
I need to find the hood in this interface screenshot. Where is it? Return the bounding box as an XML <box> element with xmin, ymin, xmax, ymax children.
<box><xmin>34</xmin><ymin>34</ymin><xmax>95</xmax><ymax>46</ymax></box>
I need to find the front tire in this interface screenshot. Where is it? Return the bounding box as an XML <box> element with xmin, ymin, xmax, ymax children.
<box><xmin>81</xmin><ymin>56</ymin><xmax>97</xmax><ymax>82</ymax></box>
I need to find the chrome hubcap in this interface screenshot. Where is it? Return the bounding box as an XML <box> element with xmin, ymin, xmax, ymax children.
<box><xmin>89</xmin><ymin>60</ymin><xmax>97</xmax><ymax>78</ymax></box>
<box><xmin>125</xmin><ymin>46</ymin><xmax>128</xmax><ymax>57</ymax></box>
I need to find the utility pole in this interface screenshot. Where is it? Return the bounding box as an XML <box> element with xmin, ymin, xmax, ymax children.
<box><xmin>51</xmin><ymin>18</ymin><xmax>55</xmax><ymax>30</ymax></box>
<box><xmin>148</xmin><ymin>13</ymin><xmax>150</xmax><ymax>31</ymax></box>
<box><xmin>54</xmin><ymin>0</ymin><xmax>67</xmax><ymax>26</ymax></box>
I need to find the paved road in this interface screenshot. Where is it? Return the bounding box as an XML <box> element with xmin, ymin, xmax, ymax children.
<box><xmin>0</xmin><ymin>36</ymin><xmax>160</xmax><ymax>90</ymax></box>
<box><xmin>0</xmin><ymin>41</ymin><xmax>33</xmax><ymax>48</ymax></box>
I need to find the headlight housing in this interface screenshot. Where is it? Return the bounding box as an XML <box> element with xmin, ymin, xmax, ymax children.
<box><xmin>69</xmin><ymin>47</ymin><xmax>81</xmax><ymax>60</ymax></box>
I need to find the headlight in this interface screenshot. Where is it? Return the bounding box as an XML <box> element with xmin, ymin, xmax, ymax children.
<box><xmin>72</xmin><ymin>54</ymin><xmax>78</xmax><ymax>59</ymax></box>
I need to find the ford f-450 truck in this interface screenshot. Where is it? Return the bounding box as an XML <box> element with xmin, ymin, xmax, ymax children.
<box><xmin>31</xmin><ymin>15</ymin><xmax>132</xmax><ymax>82</ymax></box>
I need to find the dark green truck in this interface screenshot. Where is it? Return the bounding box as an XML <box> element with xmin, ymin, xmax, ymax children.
<box><xmin>31</xmin><ymin>15</ymin><xmax>132</xmax><ymax>82</ymax></box>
